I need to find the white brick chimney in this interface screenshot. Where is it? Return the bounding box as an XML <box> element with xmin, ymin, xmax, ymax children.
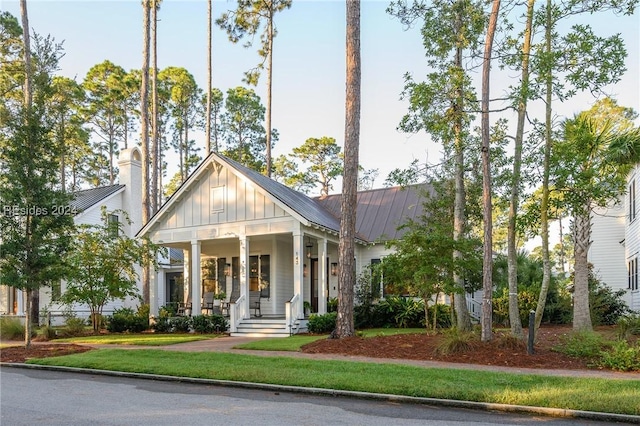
<box><xmin>117</xmin><ymin>147</ymin><xmax>142</xmax><ymax>236</ymax></box>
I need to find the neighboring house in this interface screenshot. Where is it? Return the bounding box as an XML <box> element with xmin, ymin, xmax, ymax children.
<box><xmin>589</xmin><ymin>163</ymin><xmax>640</xmax><ymax>312</ymax></box>
<box><xmin>625</xmin><ymin>165</ymin><xmax>639</xmax><ymax>312</ymax></box>
<box><xmin>137</xmin><ymin>152</ymin><xmax>427</xmax><ymax>336</ymax></box>
<box><xmin>0</xmin><ymin>147</ymin><xmax>162</xmax><ymax>323</ymax></box>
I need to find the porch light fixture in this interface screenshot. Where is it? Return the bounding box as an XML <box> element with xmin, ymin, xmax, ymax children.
<box><xmin>305</xmin><ymin>237</ymin><xmax>313</xmax><ymax>258</ymax></box>
<box><xmin>331</xmin><ymin>262</ymin><xmax>338</xmax><ymax>276</ymax></box>
<box><xmin>224</xmin><ymin>263</ymin><xmax>231</xmax><ymax>277</ymax></box>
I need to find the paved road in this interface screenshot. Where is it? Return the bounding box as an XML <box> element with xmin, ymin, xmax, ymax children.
<box><xmin>0</xmin><ymin>367</ymin><xmax>623</xmax><ymax>426</ymax></box>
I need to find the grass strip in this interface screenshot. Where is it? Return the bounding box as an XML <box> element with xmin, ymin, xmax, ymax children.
<box><xmin>54</xmin><ymin>334</ymin><xmax>215</xmax><ymax>346</ymax></box>
<box><xmin>28</xmin><ymin>349</ymin><xmax>640</xmax><ymax>415</ymax></box>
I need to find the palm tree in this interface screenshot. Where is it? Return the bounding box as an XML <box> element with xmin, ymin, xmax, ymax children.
<box><xmin>552</xmin><ymin>99</ymin><xmax>640</xmax><ymax>331</ymax></box>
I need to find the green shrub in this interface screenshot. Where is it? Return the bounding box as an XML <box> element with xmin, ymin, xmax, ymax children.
<box><xmin>191</xmin><ymin>314</ymin><xmax>228</xmax><ymax>334</ymax></box>
<box><xmin>597</xmin><ymin>340</ymin><xmax>640</xmax><ymax>371</ymax></box>
<box><xmin>62</xmin><ymin>316</ymin><xmax>88</xmax><ymax>337</ymax></box>
<box><xmin>107</xmin><ymin>306</ymin><xmax>149</xmax><ymax>333</ymax></box>
<box><xmin>327</xmin><ymin>297</ymin><xmax>338</xmax><ymax>313</ymax></box>
<box><xmin>0</xmin><ymin>317</ymin><xmax>25</xmax><ymax>340</ymax></box>
<box><xmin>375</xmin><ymin>296</ymin><xmax>424</xmax><ymax>328</ymax></box>
<box><xmin>590</xmin><ymin>281</ymin><xmax>629</xmax><ymax>326</ymax></box>
<box><xmin>427</xmin><ymin>303</ymin><xmax>452</xmax><ymax>329</ymax></box>
<box><xmin>171</xmin><ymin>316</ymin><xmax>191</xmax><ymax>333</ymax></box>
<box><xmin>554</xmin><ymin>330</ymin><xmax>607</xmax><ymax>359</ymax></box>
<box><xmin>152</xmin><ymin>316</ymin><xmax>172</xmax><ymax>333</ymax></box>
<box><xmin>307</xmin><ymin>312</ymin><xmax>337</xmax><ymax>334</ymax></box>
<box><xmin>434</xmin><ymin>328</ymin><xmax>476</xmax><ymax>356</ymax></box>
<box><xmin>616</xmin><ymin>314</ymin><xmax>640</xmax><ymax>340</ymax></box>
<box><xmin>39</xmin><ymin>325</ymin><xmax>57</xmax><ymax>340</ymax></box>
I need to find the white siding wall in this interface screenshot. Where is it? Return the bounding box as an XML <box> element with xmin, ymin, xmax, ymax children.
<box><xmin>626</xmin><ymin>166</ymin><xmax>640</xmax><ymax>311</ymax></box>
<box><xmin>589</xmin><ymin>201</ymin><xmax>628</xmax><ymax>304</ymax></box>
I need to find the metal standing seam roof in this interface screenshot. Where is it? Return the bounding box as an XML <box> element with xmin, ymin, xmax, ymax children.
<box><xmin>70</xmin><ymin>184</ymin><xmax>125</xmax><ymax>213</ymax></box>
<box><xmin>315</xmin><ymin>184</ymin><xmax>430</xmax><ymax>243</ymax></box>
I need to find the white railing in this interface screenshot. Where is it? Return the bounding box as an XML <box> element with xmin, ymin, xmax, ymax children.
<box><xmin>229</xmin><ymin>293</ymin><xmax>247</xmax><ymax>333</ymax></box>
<box><xmin>466</xmin><ymin>296</ymin><xmax>482</xmax><ymax>321</ymax></box>
<box><xmin>285</xmin><ymin>293</ymin><xmax>300</xmax><ymax>335</ymax></box>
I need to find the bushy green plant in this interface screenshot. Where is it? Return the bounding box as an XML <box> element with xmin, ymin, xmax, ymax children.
<box><xmin>375</xmin><ymin>296</ymin><xmax>424</xmax><ymax>328</ymax></box>
<box><xmin>0</xmin><ymin>317</ymin><xmax>25</xmax><ymax>340</ymax></box>
<box><xmin>39</xmin><ymin>325</ymin><xmax>57</xmax><ymax>340</ymax></box>
<box><xmin>191</xmin><ymin>314</ymin><xmax>228</xmax><ymax>333</ymax></box>
<box><xmin>159</xmin><ymin>303</ymin><xmax>177</xmax><ymax>317</ymax></box>
<box><xmin>597</xmin><ymin>340</ymin><xmax>640</xmax><ymax>371</ymax></box>
<box><xmin>434</xmin><ymin>328</ymin><xmax>476</xmax><ymax>356</ymax></box>
<box><xmin>616</xmin><ymin>314</ymin><xmax>640</xmax><ymax>340</ymax></box>
<box><xmin>171</xmin><ymin>316</ymin><xmax>191</xmax><ymax>333</ymax></box>
<box><xmin>152</xmin><ymin>316</ymin><xmax>172</xmax><ymax>333</ymax></box>
<box><xmin>63</xmin><ymin>316</ymin><xmax>88</xmax><ymax>337</ymax></box>
<box><xmin>327</xmin><ymin>297</ymin><xmax>338</xmax><ymax>313</ymax></box>
<box><xmin>589</xmin><ymin>280</ymin><xmax>629</xmax><ymax>326</ymax></box>
<box><xmin>428</xmin><ymin>303</ymin><xmax>452</xmax><ymax>329</ymax></box>
<box><xmin>554</xmin><ymin>330</ymin><xmax>607</xmax><ymax>359</ymax></box>
<box><xmin>307</xmin><ymin>312</ymin><xmax>337</xmax><ymax>334</ymax></box>
<box><xmin>107</xmin><ymin>306</ymin><xmax>149</xmax><ymax>333</ymax></box>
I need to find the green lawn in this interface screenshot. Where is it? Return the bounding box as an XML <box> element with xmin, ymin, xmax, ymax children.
<box><xmin>28</xmin><ymin>349</ymin><xmax>640</xmax><ymax>415</ymax></box>
<box><xmin>55</xmin><ymin>334</ymin><xmax>216</xmax><ymax>346</ymax></box>
<box><xmin>233</xmin><ymin>328</ymin><xmax>427</xmax><ymax>351</ymax></box>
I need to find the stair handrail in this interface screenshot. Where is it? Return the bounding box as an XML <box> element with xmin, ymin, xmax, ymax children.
<box><xmin>285</xmin><ymin>293</ymin><xmax>300</xmax><ymax>335</ymax></box>
<box><xmin>229</xmin><ymin>293</ymin><xmax>246</xmax><ymax>333</ymax></box>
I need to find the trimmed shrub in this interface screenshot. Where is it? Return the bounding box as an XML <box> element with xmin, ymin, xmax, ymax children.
<box><xmin>107</xmin><ymin>307</ymin><xmax>149</xmax><ymax>333</ymax></box>
<box><xmin>63</xmin><ymin>316</ymin><xmax>88</xmax><ymax>337</ymax></box>
<box><xmin>171</xmin><ymin>316</ymin><xmax>191</xmax><ymax>333</ymax></box>
<box><xmin>191</xmin><ymin>314</ymin><xmax>228</xmax><ymax>334</ymax></box>
<box><xmin>307</xmin><ymin>312</ymin><xmax>337</xmax><ymax>334</ymax></box>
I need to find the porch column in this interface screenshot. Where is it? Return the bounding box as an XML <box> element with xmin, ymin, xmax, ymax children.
<box><xmin>16</xmin><ymin>289</ymin><xmax>24</xmax><ymax>315</ymax></box>
<box><xmin>157</xmin><ymin>268</ymin><xmax>166</xmax><ymax>312</ymax></box>
<box><xmin>293</xmin><ymin>231</ymin><xmax>304</xmax><ymax>318</ymax></box>
<box><xmin>239</xmin><ymin>234</ymin><xmax>250</xmax><ymax>318</ymax></box>
<box><xmin>150</xmin><ymin>267</ymin><xmax>159</xmax><ymax>317</ymax></box>
<box><xmin>319</xmin><ymin>238</ymin><xmax>328</xmax><ymax>314</ymax></box>
<box><xmin>183</xmin><ymin>249</ymin><xmax>190</xmax><ymax>306</ymax></box>
<box><xmin>191</xmin><ymin>240</ymin><xmax>202</xmax><ymax>316</ymax></box>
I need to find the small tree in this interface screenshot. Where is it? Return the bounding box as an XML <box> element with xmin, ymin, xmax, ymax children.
<box><xmin>383</xmin><ymin>189</ymin><xmax>481</xmax><ymax>330</ymax></box>
<box><xmin>61</xmin><ymin>208</ymin><xmax>160</xmax><ymax>332</ymax></box>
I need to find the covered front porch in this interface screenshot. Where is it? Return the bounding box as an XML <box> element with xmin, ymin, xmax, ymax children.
<box><xmin>151</xmin><ymin>228</ymin><xmax>339</xmax><ymax>336</ymax></box>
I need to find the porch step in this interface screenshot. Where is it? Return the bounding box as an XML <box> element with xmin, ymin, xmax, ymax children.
<box><xmin>230</xmin><ymin>318</ymin><xmax>308</xmax><ymax>337</ymax></box>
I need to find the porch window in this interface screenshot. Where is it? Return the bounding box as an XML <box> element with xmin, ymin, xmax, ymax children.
<box><xmin>249</xmin><ymin>255</ymin><xmax>270</xmax><ymax>298</ymax></box>
<box><xmin>201</xmin><ymin>257</ymin><xmax>226</xmax><ymax>296</ymax></box>
<box><xmin>108</xmin><ymin>214</ymin><xmax>119</xmax><ymax>238</ymax></box>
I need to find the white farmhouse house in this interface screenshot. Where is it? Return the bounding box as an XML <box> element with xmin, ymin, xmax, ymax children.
<box><xmin>589</xmin><ymin>164</ymin><xmax>640</xmax><ymax>312</ymax></box>
<box><xmin>0</xmin><ymin>147</ymin><xmax>183</xmax><ymax>323</ymax></box>
<box><xmin>137</xmin><ymin>151</ymin><xmax>427</xmax><ymax>336</ymax></box>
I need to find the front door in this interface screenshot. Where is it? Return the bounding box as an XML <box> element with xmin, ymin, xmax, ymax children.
<box><xmin>310</xmin><ymin>258</ymin><xmax>329</xmax><ymax>313</ymax></box>
<box><xmin>166</xmin><ymin>272</ymin><xmax>184</xmax><ymax>309</ymax></box>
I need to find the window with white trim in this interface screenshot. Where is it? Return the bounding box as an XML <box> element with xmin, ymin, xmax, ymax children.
<box><xmin>630</xmin><ymin>179</ymin><xmax>636</xmax><ymax>222</ymax></box>
<box><xmin>629</xmin><ymin>257</ymin><xmax>638</xmax><ymax>291</ymax></box>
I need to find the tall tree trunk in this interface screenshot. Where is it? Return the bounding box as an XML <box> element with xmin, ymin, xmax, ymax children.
<box><xmin>151</xmin><ymin>1</ymin><xmax>159</xmax><ymax>213</ymax></box>
<box><xmin>334</xmin><ymin>0</ymin><xmax>360</xmax><ymax>339</ymax></box>
<box><xmin>507</xmin><ymin>0</ymin><xmax>535</xmax><ymax>340</ymax></box>
<box><xmin>205</xmin><ymin>0</ymin><xmax>212</xmax><ymax>154</ymax></box>
<box><xmin>535</xmin><ymin>0</ymin><xmax>553</xmax><ymax>332</ymax></box>
<box><xmin>20</xmin><ymin>0</ymin><xmax>32</xmax><ymax>109</ymax></box>
<box><xmin>20</xmin><ymin>0</ymin><xmax>37</xmax><ymax>344</ymax></box>
<box><xmin>265</xmin><ymin>12</ymin><xmax>274</xmax><ymax>177</ymax></box>
<box><xmin>59</xmin><ymin>118</ymin><xmax>66</xmax><ymax>192</ymax></box>
<box><xmin>140</xmin><ymin>0</ymin><xmax>151</xmax><ymax>304</ymax></box>
<box><xmin>452</xmin><ymin>37</ymin><xmax>471</xmax><ymax>331</ymax></box>
<box><xmin>572</xmin><ymin>209</ymin><xmax>593</xmax><ymax>331</ymax></box>
<box><xmin>480</xmin><ymin>0</ymin><xmax>500</xmax><ymax>342</ymax></box>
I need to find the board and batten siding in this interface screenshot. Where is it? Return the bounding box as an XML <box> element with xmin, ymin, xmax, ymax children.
<box><xmin>160</xmin><ymin>164</ymin><xmax>288</xmax><ymax>231</ymax></box>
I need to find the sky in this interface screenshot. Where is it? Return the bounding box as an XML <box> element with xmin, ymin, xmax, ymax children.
<box><xmin>3</xmin><ymin>0</ymin><xmax>639</xmax><ymax>191</ymax></box>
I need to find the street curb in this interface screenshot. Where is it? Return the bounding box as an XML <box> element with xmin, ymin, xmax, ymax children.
<box><xmin>3</xmin><ymin>362</ymin><xmax>639</xmax><ymax>424</ymax></box>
